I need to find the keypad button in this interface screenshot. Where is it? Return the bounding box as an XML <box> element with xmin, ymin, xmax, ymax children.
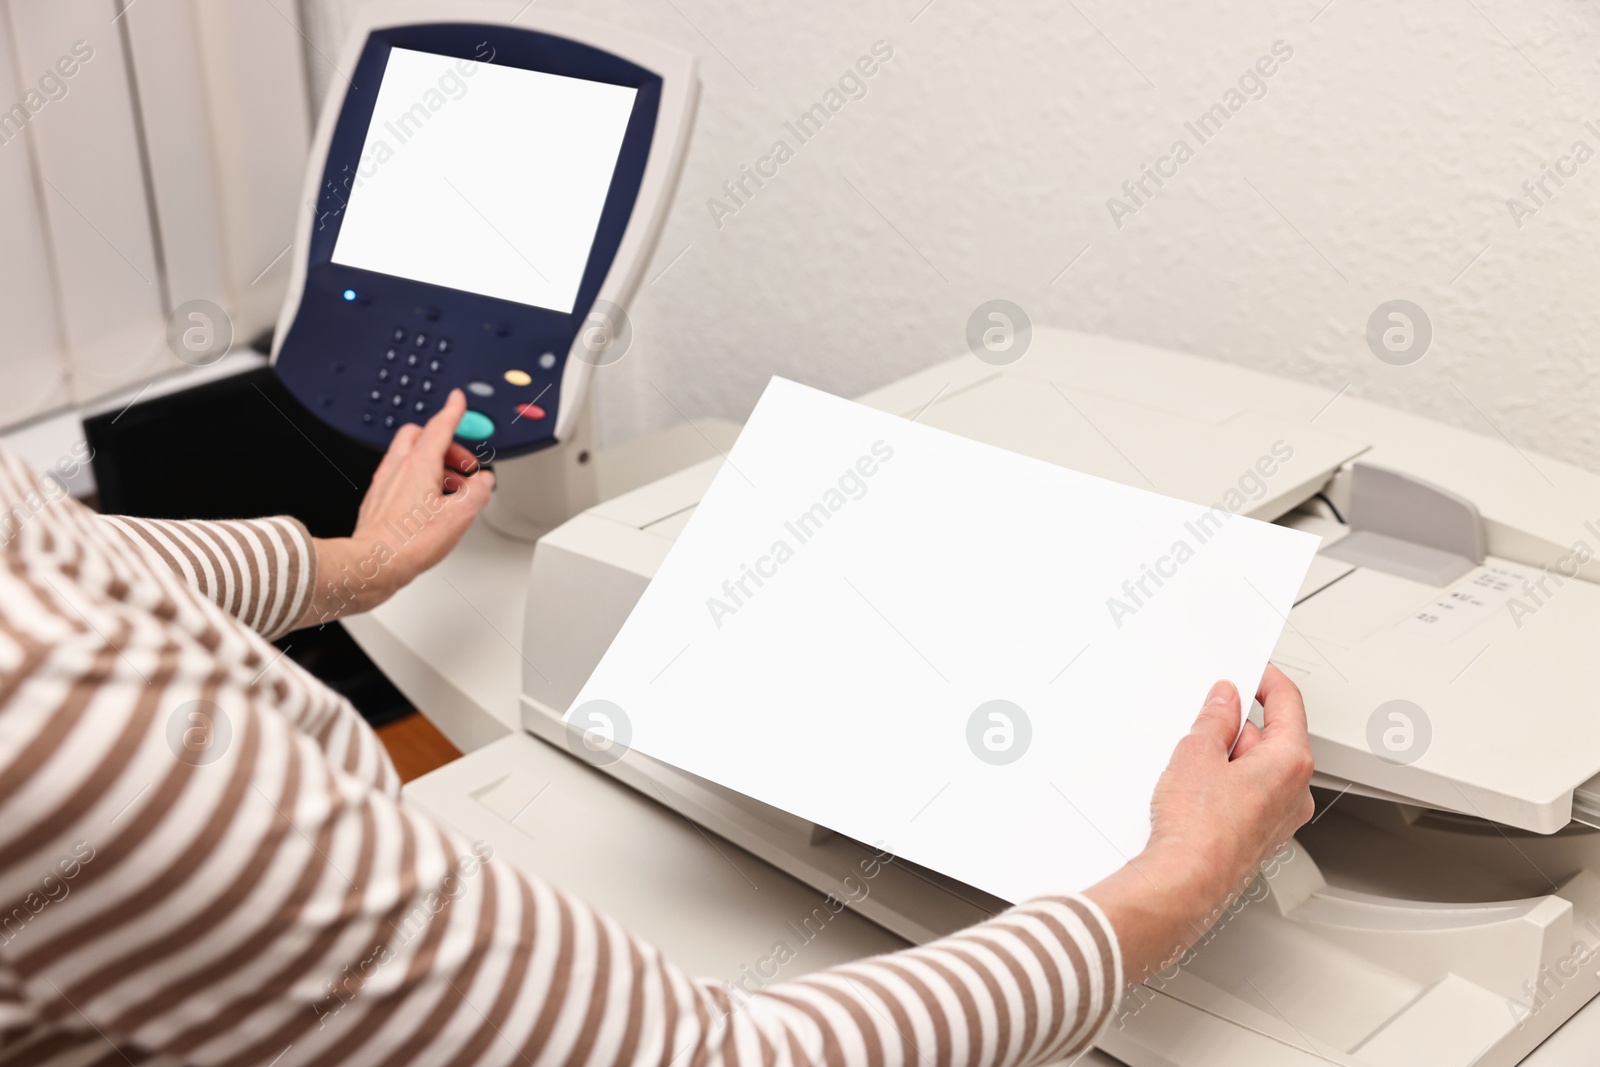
<box><xmin>538</xmin><ymin>352</ymin><xmax>556</xmax><ymax>370</ymax></box>
<box><xmin>384</xmin><ymin>414</ymin><xmax>397</xmax><ymax>428</ymax></box>
<box><xmin>515</xmin><ymin>403</ymin><xmax>547</xmax><ymax>421</ymax></box>
<box><xmin>361</xmin><ymin>412</ymin><xmax>374</xmax><ymax>425</ymax></box>
<box><xmin>377</xmin><ymin>367</ymin><xmax>390</xmax><ymax>382</ymax></box>
<box><xmin>414</xmin><ymin>400</ymin><xmax>427</xmax><ymax>412</ymax></box>
<box><xmin>504</xmin><ymin>369</ymin><xmax>532</xmax><ymax>386</ymax></box>
<box><xmin>428</xmin><ymin>358</ymin><xmax>443</xmax><ymax>373</ymax></box>
<box><xmin>385</xmin><ymin>349</ymin><xmax>398</xmax><ymax>362</ymax></box>
<box><xmin>466</xmin><ymin>381</ymin><xmax>494</xmax><ymax>397</ymax></box>
<box><xmin>413</xmin><ymin>332</ymin><xmax>428</xmax><ymax>348</ymax></box>
<box><xmin>392</xmin><ymin>328</ymin><xmax>406</xmax><ymax>343</ymax></box>
<box><xmin>406</xmin><ymin>353</ymin><xmax>419</xmax><ymax>367</ymax></box>
<box><xmin>455</xmin><ymin>410</ymin><xmax>495</xmax><ymax>441</ymax></box>
<box><xmin>391</xmin><ymin>395</ymin><xmax>404</xmax><ymax>407</ymax></box>
<box><xmin>368</xmin><ymin>389</ymin><xmax>382</xmax><ymax>402</ymax></box>
<box><xmin>398</xmin><ymin>373</ymin><xmax>411</xmax><ymax>388</ymax></box>
<box><xmin>436</xmin><ymin>338</ymin><xmax>451</xmax><ymax>354</ymax></box>
<box><xmin>421</xmin><ymin>379</ymin><xmax>434</xmax><ymax>393</ymax></box>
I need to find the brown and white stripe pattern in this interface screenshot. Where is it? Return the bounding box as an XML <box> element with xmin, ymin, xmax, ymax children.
<box><xmin>102</xmin><ymin>515</ymin><xmax>315</xmax><ymax>642</ymax></box>
<box><xmin>0</xmin><ymin>447</ymin><xmax>1122</xmax><ymax>1067</ymax></box>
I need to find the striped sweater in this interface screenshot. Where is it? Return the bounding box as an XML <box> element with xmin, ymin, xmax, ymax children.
<box><xmin>0</xmin><ymin>447</ymin><xmax>1121</xmax><ymax>1066</ymax></box>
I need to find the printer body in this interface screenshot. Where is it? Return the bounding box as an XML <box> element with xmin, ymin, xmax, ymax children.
<box><xmin>518</xmin><ymin>328</ymin><xmax>1600</xmax><ymax>1067</ymax></box>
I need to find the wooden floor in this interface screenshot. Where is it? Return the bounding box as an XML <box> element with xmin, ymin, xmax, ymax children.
<box><xmin>375</xmin><ymin>712</ymin><xmax>463</xmax><ymax>783</ymax></box>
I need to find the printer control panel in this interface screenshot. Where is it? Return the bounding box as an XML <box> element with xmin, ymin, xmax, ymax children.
<box><xmin>273</xmin><ymin>20</ymin><xmax>668</xmax><ymax>458</ymax></box>
<box><xmin>278</xmin><ymin>280</ymin><xmax>564</xmax><ymax>451</ymax></box>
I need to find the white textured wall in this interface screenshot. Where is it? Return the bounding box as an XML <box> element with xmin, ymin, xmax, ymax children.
<box><xmin>302</xmin><ymin>0</ymin><xmax>1600</xmax><ymax>474</ymax></box>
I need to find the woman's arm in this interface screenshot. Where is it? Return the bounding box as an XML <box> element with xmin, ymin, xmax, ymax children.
<box><xmin>5</xmin><ymin>640</ymin><xmax>1120</xmax><ymax>1067</ymax></box>
<box><xmin>100</xmin><ymin>512</ymin><xmax>318</xmax><ymax>641</ymax></box>
<box><xmin>101</xmin><ymin>390</ymin><xmax>493</xmax><ymax>640</ymax></box>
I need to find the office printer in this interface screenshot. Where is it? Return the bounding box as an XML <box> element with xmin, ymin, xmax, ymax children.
<box><xmin>515</xmin><ymin>327</ymin><xmax>1600</xmax><ymax>1067</ymax></box>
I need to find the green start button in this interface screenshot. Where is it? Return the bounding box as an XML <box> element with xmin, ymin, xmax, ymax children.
<box><xmin>455</xmin><ymin>410</ymin><xmax>495</xmax><ymax>441</ymax></box>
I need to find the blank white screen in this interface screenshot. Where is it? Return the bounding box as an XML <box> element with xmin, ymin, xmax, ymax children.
<box><xmin>331</xmin><ymin>47</ymin><xmax>638</xmax><ymax>313</ymax></box>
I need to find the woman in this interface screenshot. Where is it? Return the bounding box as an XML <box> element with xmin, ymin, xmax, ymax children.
<box><xmin>0</xmin><ymin>389</ymin><xmax>1313</xmax><ymax>1066</ymax></box>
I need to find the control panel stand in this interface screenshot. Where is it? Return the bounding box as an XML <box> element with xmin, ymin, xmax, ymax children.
<box><xmin>481</xmin><ymin>393</ymin><xmax>600</xmax><ymax>543</ymax></box>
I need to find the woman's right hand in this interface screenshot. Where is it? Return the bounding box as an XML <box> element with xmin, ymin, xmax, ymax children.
<box><xmin>1145</xmin><ymin>664</ymin><xmax>1316</xmax><ymax>906</ymax></box>
<box><xmin>1083</xmin><ymin>664</ymin><xmax>1316</xmax><ymax>984</ymax></box>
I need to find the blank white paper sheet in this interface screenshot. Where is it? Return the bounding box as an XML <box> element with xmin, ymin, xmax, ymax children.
<box><xmin>570</xmin><ymin>377</ymin><xmax>1320</xmax><ymax>903</ymax></box>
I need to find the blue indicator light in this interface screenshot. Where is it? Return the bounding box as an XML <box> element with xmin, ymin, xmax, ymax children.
<box><xmin>343</xmin><ymin>289</ymin><xmax>357</xmax><ymax>301</ymax></box>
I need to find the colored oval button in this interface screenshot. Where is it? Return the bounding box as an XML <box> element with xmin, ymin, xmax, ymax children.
<box><xmin>504</xmin><ymin>369</ymin><xmax>532</xmax><ymax>386</ymax></box>
<box><xmin>455</xmin><ymin>410</ymin><xmax>495</xmax><ymax>441</ymax></box>
<box><xmin>466</xmin><ymin>381</ymin><xmax>494</xmax><ymax>397</ymax></box>
<box><xmin>515</xmin><ymin>403</ymin><xmax>546</xmax><ymax>421</ymax></box>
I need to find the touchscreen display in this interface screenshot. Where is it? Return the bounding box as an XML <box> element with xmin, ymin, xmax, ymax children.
<box><xmin>331</xmin><ymin>47</ymin><xmax>638</xmax><ymax>313</ymax></box>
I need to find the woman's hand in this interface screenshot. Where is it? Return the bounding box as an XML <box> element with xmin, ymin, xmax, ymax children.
<box><xmin>296</xmin><ymin>389</ymin><xmax>496</xmax><ymax>629</ymax></box>
<box><xmin>1083</xmin><ymin>664</ymin><xmax>1315</xmax><ymax>986</ymax></box>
